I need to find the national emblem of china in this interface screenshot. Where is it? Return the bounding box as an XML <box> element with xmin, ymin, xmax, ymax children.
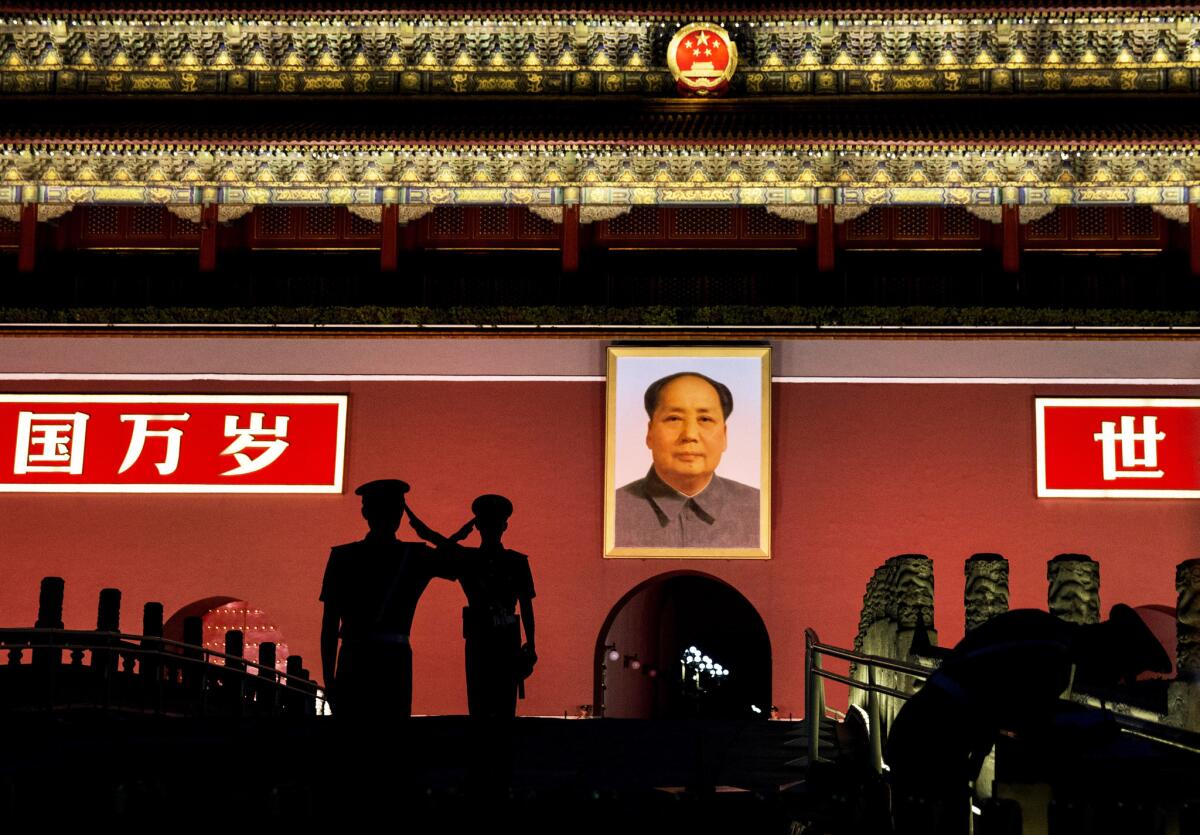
<box><xmin>667</xmin><ymin>23</ymin><xmax>738</xmax><ymax>96</ymax></box>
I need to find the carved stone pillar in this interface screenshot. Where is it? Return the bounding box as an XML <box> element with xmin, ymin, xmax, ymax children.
<box><xmin>1169</xmin><ymin>559</ymin><xmax>1200</xmax><ymax>730</ymax></box>
<box><xmin>851</xmin><ymin>563</ymin><xmax>895</xmax><ymax>712</ymax></box>
<box><xmin>885</xmin><ymin>554</ymin><xmax>935</xmax><ymax>732</ymax></box>
<box><xmin>1175</xmin><ymin>559</ymin><xmax>1200</xmax><ymax>681</ymax></box>
<box><xmin>965</xmin><ymin>553</ymin><xmax>1009</xmax><ymax>633</ymax></box>
<box><xmin>1047</xmin><ymin>553</ymin><xmax>1100</xmax><ymax>625</ymax></box>
<box><xmin>890</xmin><ymin>553</ymin><xmax>936</xmax><ymax>659</ymax></box>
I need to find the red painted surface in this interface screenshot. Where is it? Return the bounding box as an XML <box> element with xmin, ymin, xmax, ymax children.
<box><xmin>381</xmin><ymin>203</ymin><xmax>399</xmax><ymax>272</ymax></box>
<box><xmin>1002</xmin><ymin>204</ymin><xmax>1020</xmax><ymax>273</ymax></box>
<box><xmin>1191</xmin><ymin>204</ymin><xmax>1200</xmax><ymax>276</ymax></box>
<box><xmin>562</xmin><ymin>204</ymin><xmax>580</xmax><ymax>273</ymax></box>
<box><xmin>199</xmin><ymin>202</ymin><xmax>219</xmax><ymax>272</ymax></box>
<box><xmin>0</xmin><ymin>379</ymin><xmax>1194</xmax><ymax>718</ymax></box>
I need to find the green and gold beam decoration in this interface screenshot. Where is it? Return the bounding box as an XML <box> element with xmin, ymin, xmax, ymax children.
<box><xmin>0</xmin><ymin>142</ymin><xmax>1196</xmax><ymax>227</ymax></box>
<box><xmin>0</xmin><ymin>11</ymin><xmax>1197</xmax><ymax>96</ymax></box>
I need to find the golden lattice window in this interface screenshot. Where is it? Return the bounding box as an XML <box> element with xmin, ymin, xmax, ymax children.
<box><xmin>845</xmin><ymin>207</ymin><xmax>884</xmax><ymax>239</ymax></box>
<box><xmin>673</xmin><ymin>208</ymin><xmax>735</xmax><ymax>239</ymax></box>
<box><xmin>744</xmin><ymin>207</ymin><xmax>804</xmax><ymax>239</ymax></box>
<box><xmin>478</xmin><ymin>206</ymin><xmax>511</xmax><ymax>237</ymax></box>
<box><xmin>1025</xmin><ymin>210</ymin><xmax>1063</xmax><ymax>239</ymax></box>
<box><xmin>257</xmin><ymin>206</ymin><xmax>294</xmax><ymax>238</ymax></box>
<box><xmin>896</xmin><ymin>207</ymin><xmax>931</xmax><ymax>239</ymax></box>
<box><xmin>606</xmin><ymin>206</ymin><xmax>661</xmax><ymax>237</ymax></box>
<box><xmin>430</xmin><ymin>206</ymin><xmax>466</xmax><ymax>238</ymax></box>
<box><xmin>1119</xmin><ymin>206</ymin><xmax>1156</xmax><ymax>239</ymax></box>
<box><xmin>84</xmin><ymin>206</ymin><xmax>121</xmax><ymax>238</ymax></box>
<box><xmin>519</xmin><ymin>208</ymin><xmax>558</xmax><ymax>238</ymax></box>
<box><xmin>941</xmin><ymin>207</ymin><xmax>979</xmax><ymax>239</ymax></box>
<box><xmin>301</xmin><ymin>207</ymin><xmax>338</xmax><ymax>238</ymax></box>
<box><xmin>130</xmin><ymin>206</ymin><xmax>165</xmax><ymax>237</ymax></box>
<box><xmin>346</xmin><ymin>210</ymin><xmax>380</xmax><ymax>238</ymax></box>
<box><xmin>1075</xmin><ymin>207</ymin><xmax>1111</xmax><ymax>239</ymax></box>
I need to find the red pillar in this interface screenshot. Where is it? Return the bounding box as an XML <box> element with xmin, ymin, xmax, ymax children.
<box><xmin>817</xmin><ymin>205</ymin><xmax>835</xmax><ymax>272</ymax></box>
<box><xmin>17</xmin><ymin>202</ymin><xmax>37</xmax><ymax>272</ymax></box>
<box><xmin>198</xmin><ymin>202</ymin><xmax>219</xmax><ymax>273</ymax></box>
<box><xmin>1191</xmin><ymin>204</ymin><xmax>1200</xmax><ymax>278</ymax></box>
<box><xmin>380</xmin><ymin>203</ymin><xmax>399</xmax><ymax>272</ymax></box>
<box><xmin>1002</xmin><ymin>204</ymin><xmax>1020</xmax><ymax>273</ymax></box>
<box><xmin>562</xmin><ymin>204</ymin><xmax>580</xmax><ymax>273</ymax></box>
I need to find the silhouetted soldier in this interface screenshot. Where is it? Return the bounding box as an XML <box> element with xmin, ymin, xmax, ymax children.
<box><xmin>320</xmin><ymin>479</ymin><xmax>458</xmax><ymax>719</ymax></box>
<box><xmin>885</xmin><ymin>604</ymin><xmax>1170</xmax><ymax>835</ymax></box>
<box><xmin>409</xmin><ymin>495</ymin><xmax>536</xmax><ymax>719</ymax></box>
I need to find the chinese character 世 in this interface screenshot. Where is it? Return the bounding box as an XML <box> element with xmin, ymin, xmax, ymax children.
<box><xmin>1093</xmin><ymin>415</ymin><xmax>1165</xmax><ymax>481</ymax></box>
<box><xmin>220</xmin><ymin>413</ymin><xmax>290</xmax><ymax>476</ymax></box>
<box><xmin>118</xmin><ymin>414</ymin><xmax>190</xmax><ymax>476</ymax></box>
<box><xmin>13</xmin><ymin>411</ymin><xmax>89</xmax><ymax>474</ymax></box>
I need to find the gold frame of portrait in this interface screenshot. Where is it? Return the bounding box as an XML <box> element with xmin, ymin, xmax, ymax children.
<box><xmin>604</xmin><ymin>345</ymin><xmax>771</xmax><ymax>559</ymax></box>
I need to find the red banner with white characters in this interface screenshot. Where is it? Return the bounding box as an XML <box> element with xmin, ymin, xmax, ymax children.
<box><xmin>1036</xmin><ymin>398</ymin><xmax>1200</xmax><ymax>498</ymax></box>
<box><xmin>0</xmin><ymin>395</ymin><xmax>346</xmax><ymax>493</ymax></box>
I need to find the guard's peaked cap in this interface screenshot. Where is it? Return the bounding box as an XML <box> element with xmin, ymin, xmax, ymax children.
<box><xmin>471</xmin><ymin>494</ymin><xmax>513</xmax><ymax>521</ymax></box>
<box><xmin>354</xmin><ymin>479</ymin><xmax>410</xmax><ymax>501</ymax></box>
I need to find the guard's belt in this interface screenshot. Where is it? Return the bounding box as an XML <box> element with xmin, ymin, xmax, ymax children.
<box><xmin>343</xmin><ymin>631</ymin><xmax>410</xmax><ymax>645</ymax></box>
<box><xmin>463</xmin><ymin>607</ymin><xmax>518</xmax><ymax>630</ymax></box>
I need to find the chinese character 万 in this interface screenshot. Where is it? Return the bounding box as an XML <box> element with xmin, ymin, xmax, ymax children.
<box><xmin>1093</xmin><ymin>415</ymin><xmax>1165</xmax><ymax>481</ymax></box>
<box><xmin>13</xmin><ymin>411</ymin><xmax>89</xmax><ymax>474</ymax></box>
<box><xmin>118</xmin><ymin>414</ymin><xmax>190</xmax><ymax>476</ymax></box>
<box><xmin>220</xmin><ymin>413</ymin><xmax>290</xmax><ymax>476</ymax></box>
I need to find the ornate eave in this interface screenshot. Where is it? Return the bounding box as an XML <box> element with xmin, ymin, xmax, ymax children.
<box><xmin>3</xmin><ymin>137</ymin><xmax>1197</xmax><ymax>214</ymax></box>
<box><xmin>2</xmin><ymin>9</ymin><xmax>1198</xmax><ymax>95</ymax></box>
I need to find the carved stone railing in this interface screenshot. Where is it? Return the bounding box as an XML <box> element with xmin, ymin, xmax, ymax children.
<box><xmin>0</xmin><ymin>576</ymin><xmax>322</xmax><ymax>718</ymax></box>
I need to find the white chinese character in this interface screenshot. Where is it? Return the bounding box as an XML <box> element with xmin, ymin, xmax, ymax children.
<box><xmin>14</xmin><ymin>411</ymin><xmax>89</xmax><ymax>474</ymax></box>
<box><xmin>118</xmin><ymin>414</ymin><xmax>190</xmax><ymax>475</ymax></box>
<box><xmin>1093</xmin><ymin>415</ymin><xmax>1165</xmax><ymax>480</ymax></box>
<box><xmin>220</xmin><ymin>412</ymin><xmax>290</xmax><ymax>476</ymax></box>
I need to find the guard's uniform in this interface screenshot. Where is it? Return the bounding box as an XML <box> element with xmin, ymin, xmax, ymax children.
<box><xmin>320</xmin><ymin>534</ymin><xmax>456</xmax><ymax>717</ymax></box>
<box><xmin>456</xmin><ymin>545</ymin><xmax>535</xmax><ymax>719</ymax></box>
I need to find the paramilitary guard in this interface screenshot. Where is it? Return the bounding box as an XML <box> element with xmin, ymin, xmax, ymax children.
<box><xmin>319</xmin><ymin>479</ymin><xmax>458</xmax><ymax>719</ymax></box>
<box><xmin>409</xmin><ymin>494</ymin><xmax>536</xmax><ymax>719</ymax></box>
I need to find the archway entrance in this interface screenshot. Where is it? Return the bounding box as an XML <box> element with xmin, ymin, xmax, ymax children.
<box><xmin>595</xmin><ymin>573</ymin><xmax>771</xmax><ymax>719</ymax></box>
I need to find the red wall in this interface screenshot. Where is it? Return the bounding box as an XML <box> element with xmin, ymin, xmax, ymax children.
<box><xmin>2</xmin><ymin>378</ymin><xmax>1196</xmax><ymax>717</ymax></box>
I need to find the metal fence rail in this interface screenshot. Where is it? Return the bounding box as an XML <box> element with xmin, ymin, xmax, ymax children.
<box><xmin>805</xmin><ymin>627</ymin><xmax>932</xmax><ymax>774</ymax></box>
<box><xmin>805</xmin><ymin>626</ymin><xmax>1200</xmax><ymax>778</ymax></box>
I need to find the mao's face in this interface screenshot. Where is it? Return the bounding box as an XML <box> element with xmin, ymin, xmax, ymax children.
<box><xmin>646</xmin><ymin>375</ymin><xmax>728</xmax><ymax>491</ymax></box>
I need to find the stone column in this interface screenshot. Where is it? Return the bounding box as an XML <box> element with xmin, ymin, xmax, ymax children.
<box><xmin>1047</xmin><ymin>553</ymin><xmax>1100</xmax><ymax>625</ymax></box>
<box><xmin>965</xmin><ymin>553</ymin><xmax>1009</xmax><ymax>633</ymax></box>
<box><xmin>1169</xmin><ymin>559</ymin><xmax>1200</xmax><ymax>730</ymax></box>
<box><xmin>891</xmin><ymin>554</ymin><xmax>936</xmax><ymax>659</ymax></box>
<box><xmin>851</xmin><ymin>563</ymin><xmax>895</xmax><ymax>712</ymax></box>
<box><xmin>886</xmin><ymin>554</ymin><xmax>935</xmax><ymax>732</ymax></box>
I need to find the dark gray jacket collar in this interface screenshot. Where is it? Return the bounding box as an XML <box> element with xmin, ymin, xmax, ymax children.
<box><xmin>639</xmin><ymin>467</ymin><xmax>725</xmax><ymax>527</ymax></box>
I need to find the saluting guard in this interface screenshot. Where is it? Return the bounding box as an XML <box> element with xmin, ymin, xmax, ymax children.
<box><xmin>319</xmin><ymin>479</ymin><xmax>458</xmax><ymax>719</ymax></box>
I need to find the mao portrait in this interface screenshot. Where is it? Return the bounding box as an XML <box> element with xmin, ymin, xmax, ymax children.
<box><xmin>604</xmin><ymin>346</ymin><xmax>771</xmax><ymax>558</ymax></box>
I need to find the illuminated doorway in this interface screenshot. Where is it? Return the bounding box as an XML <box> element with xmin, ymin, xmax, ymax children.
<box><xmin>595</xmin><ymin>573</ymin><xmax>771</xmax><ymax>719</ymax></box>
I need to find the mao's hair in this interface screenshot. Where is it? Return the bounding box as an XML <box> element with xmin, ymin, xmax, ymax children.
<box><xmin>643</xmin><ymin>372</ymin><xmax>734</xmax><ymax>420</ymax></box>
